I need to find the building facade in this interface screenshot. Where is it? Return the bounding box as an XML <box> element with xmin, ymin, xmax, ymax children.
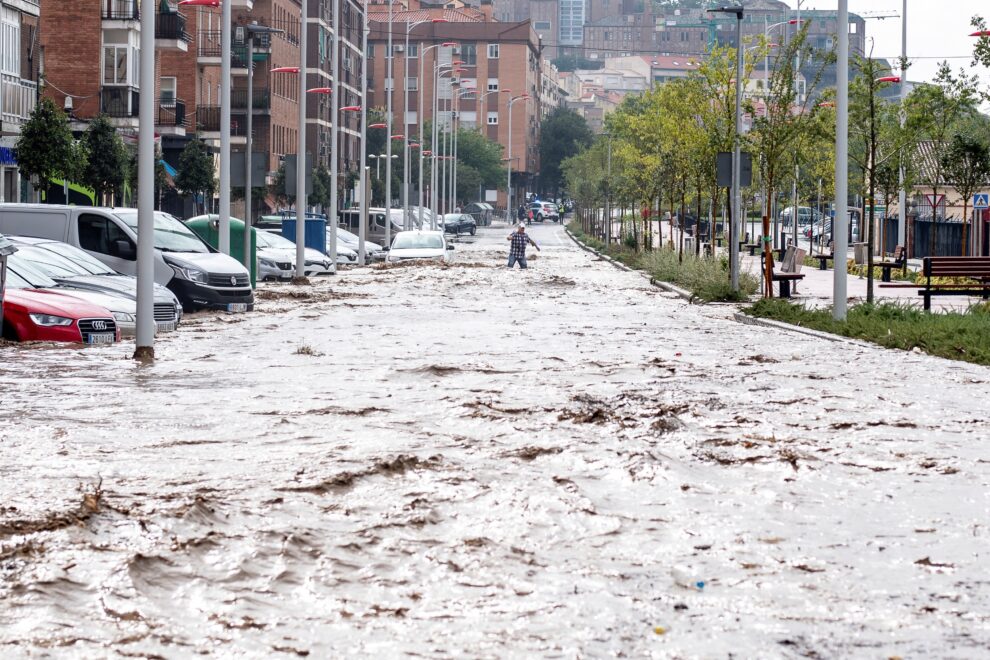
<box><xmin>0</xmin><ymin>0</ymin><xmax>40</xmax><ymax>202</ymax></box>
<box><xmin>368</xmin><ymin>4</ymin><xmax>546</xmax><ymax>209</ymax></box>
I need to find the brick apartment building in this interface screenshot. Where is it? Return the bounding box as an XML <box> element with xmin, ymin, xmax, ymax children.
<box><xmin>368</xmin><ymin>1</ymin><xmax>552</xmax><ymax>208</ymax></box>
<box><xmin>0</xmin><ymin>0</ymin><xmax>41</xmax><ymax>202</ymax></box>
<box><xmin>39</xmin><ymin>0</ymin><xmax>364</xmax><ymax>215</ymax></box>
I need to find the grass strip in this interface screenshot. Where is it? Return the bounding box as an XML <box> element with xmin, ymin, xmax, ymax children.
<box><xmin>745</xmin><ymin>298</ymin><xmax>990</xmax><ymax>366</ymax></box>
<box><xmin>567</xmin><ymin>221</ymin><xmax>758</xmax><ymax>303</ymax></box>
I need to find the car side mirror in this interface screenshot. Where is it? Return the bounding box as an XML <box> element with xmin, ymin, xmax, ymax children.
<box><xmin>114</xmin><ymin>239</ymin><xmax>136</xmax><ymax>260</ymax></box>
<box><xmin>446</xmin><ymin>244</ymin><xmax>455</xmax><ymax>251</ymax></box>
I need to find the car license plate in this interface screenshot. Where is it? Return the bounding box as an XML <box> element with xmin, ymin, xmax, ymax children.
<box><xmin>156</xmin><ymin>321</ymin><xmax>177</xmax><ymax>333</ymax></box>
<box><xmin>87</xmin><ymin>333</ymin><xmax>116</xmax><ymax>345</ymax></box>
<box><xmin>227</xmin><ymin>303</ymin><xmax>248</xmax><ymax>313</ymax></box>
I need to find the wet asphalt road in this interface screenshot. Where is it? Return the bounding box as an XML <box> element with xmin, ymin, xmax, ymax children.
<box><xmin>1</xmin><ymin>221</ymin><xmax>988</xmax><ymax>658</ymax></box>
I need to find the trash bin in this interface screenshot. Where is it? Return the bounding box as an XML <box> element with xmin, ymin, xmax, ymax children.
<box><xmin>184</xmin><ymin>215</ymin><xmax>258</xmax><ymax>287</ymax></box>
<box><xmin>684</xmin><ymin>236</ymin><xmax>696</xmax><ymax>253</ymax></box>
<box><xmin>281</xmin><ymin>216</ymin><xmax>327</xmax><ymax>255</ymax></box>
<box><xmin>853</xmin><ymin>242</ymin><xmax>868</xmax><ymax>265</ymax></box>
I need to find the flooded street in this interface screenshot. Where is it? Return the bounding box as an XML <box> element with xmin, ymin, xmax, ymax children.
<box><xmin>1</xmin><ymin>223</ymin><xmax>988</xmax><ymax>658</ymax></box>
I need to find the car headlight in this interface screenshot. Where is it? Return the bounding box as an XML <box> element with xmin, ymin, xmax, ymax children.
<box><xmin>170</xmin><ymin>264</ymin><xmax>208</xmax><ymax>283</ymax></box>
<box><xmin>259</xmin><ymin>257</ymin><xmax>277</xmax><ymax>268</ymax></box>
<box><xmin>113</xmin><ymin>312</ymin><xmax>136</xmax><ymax>323</ymax></box>
<box><xmin>29</xmin><ymin>313</ymin><xmax>74</xmax><ymax>327</ymax></box>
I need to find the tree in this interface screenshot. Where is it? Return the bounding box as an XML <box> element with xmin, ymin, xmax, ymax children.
<box><xmin>539</xmin><ymin>107</ymin><xmax>593</xmax><ymax>198</ymax></box>
<box><xmin>128</xmin><ymin>146</ymin><xmax>170</xmax><ymax>209</ymax></box>
<box><xmin>175</xmin><ymin>139</ymin><xmax>216</xmax><ymax>215</ymax></box>
<box><xmin>82</xmin><ymin>115</ymin><xmax>129</xmax><ymax>205</ymax></box>
<box><xmin>16</xmin><ymin>98</ymin><xmax>81</xmax><ymax>200</ymax></box>
<box><xmin>905</xmin><ymin>63</ymin><xmax>979</xmax><ymax>257</ymax></box>
<box><xmin>941</xmin><ymin>125</ymin><xmax>990</xmax><ymax>255</ymax></box>
<box><xmin>450</xmin><ymin>128</ymin><xmax>505</xmax><ymax>205</ymax></box>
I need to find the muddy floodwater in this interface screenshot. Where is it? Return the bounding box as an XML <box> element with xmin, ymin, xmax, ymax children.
<box><xmin>1</xmin><ymin>224</ymin><xmax>988</xmax><ymax>658</ymax></box>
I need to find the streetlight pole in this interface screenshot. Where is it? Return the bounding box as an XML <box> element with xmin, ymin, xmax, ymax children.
<box><xmin>712</xmin><ymin>6</ymin><xmax>744</xmax><ymax>292</ymax></box>
<box><xmin>385</xmin><ymin>0</ymin><xmax>394</xmax><ymax>247</ymax></box>
<box><xmin>135</xmin><ymin>0</ymin><xmax>157</xmax><ymax>359</ymax></box>
<box><xmin>898</xmin><ymin>0</ymin><xmax>907</xmax><ymax>250</ymax></box>
<box><xmin>506</xmin><ymin>94</ymin><xmax>529</xmax><ymax>223</ymax></box>
<box><xmin>419</xmin><ymin>40</ymin><xmax>457</xmax><ymax>229</ymax></box>
<box><xmin>358</xmin><ymin>1</ymin><xmax>369</xmax><ymax>264</ymax></box>
<box><xmin>328</xmin><ymin>0</ymin><xmax>340</xmax><ymax>266</ymax></box>
<box><xmin>296</xmin><ymin>0</ymin><xmax>308</xmax><ymax>278</ymax></box>
<box><xmin>834</xmin><ymin>0</ymin><xmax>849</xmax><ymax>320</ymax></box>
<box><xmin>220</xmin><ymin>0</ymin><xmax>232</xmax><ymax>254</ymax></box>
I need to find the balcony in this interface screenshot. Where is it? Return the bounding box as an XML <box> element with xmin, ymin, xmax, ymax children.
<box><xmin>1</xmin><ymin>76</ymin><xmax>38</xmax><ymax>131</ymax></box>
<box><xmin>157</xmin><ymin>98</ymin><xmax>187</xmax><ymax>136</ymax></box>
<box><xmin>100</xmin><ymin>87</ymin><xmax>139</xmax><ymax>125</ymax></box>
<box><xmin>197</xmin><ymin>30</ymin><xmax>249</xmax><ymax>70</ymax></box>
<box><xmin>156</xmin><ymin>12</ymin><xmax>190</xmax><ymax>51</ymax></box>
<box><xmin>231</xmin><ymin>88</ymin><xmax>271</xmax><ymax>112</ymax></box>
<box><xmin>102</xmin><ymin>0</ymin><xmax>139</xmax><ymax>23</ymax></box>
<box><xmin>196</xmin><ymin>106</ymin><xmax>248</xmax><ymax>144</ymax></box>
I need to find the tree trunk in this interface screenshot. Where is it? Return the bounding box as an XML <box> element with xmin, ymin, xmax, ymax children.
<box><xmin>962</xmin><ymin>202</ymin><xmax>969</xmax><ymax>255</ymax></box>
<box><xmin>763</xmin><ymin>177</ymin><xmax>775</xmax><ymax>298</ymax></box>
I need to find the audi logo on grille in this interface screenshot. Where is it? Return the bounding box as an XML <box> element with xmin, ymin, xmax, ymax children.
<box><xmin>230</xmin><ymin>276</ymin><xmax>238</xmax><ymax>286</ymax></box>
<box><xmin>91</xmin><ymin>321</ymin><xmax>108</xmax><ymax>331</ymax></box>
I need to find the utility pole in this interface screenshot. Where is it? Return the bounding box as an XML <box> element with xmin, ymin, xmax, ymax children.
<box><xmin>834</xmin><ymin>0</ymin><xmax>849</xmax><ymax>320</ymax></box>
<box><xmin>897</xmin><ymin>0</ymin><xmax>907</xmax><ymax>250</ymax></box>
<box><xmin>359</xmin><ymin>3</ymin><xmax>369</xmax><ymax>264</ymax></box>
<box><xmin>219</xmin><ymin>0</ymin><xmax>232</xmax><ymax>254</ymax></box>
<box><xmin>385</xmin><ymin>0</ymin><xmax>394</xmax><ymax>247</ymax></box>
<box><xmin>328</xmin><ymin>0</ymin><xmax>340</xmax><ymax>265</ymax></box>
<box><xmin>134</xmin><ymin>0</ymin><xmax>156</xmax><ymax>360</ymax></box>
<box><xmin>296</xmin><ymin>0</ymin><xmax>308</xmax><ymax>278</ymax></box>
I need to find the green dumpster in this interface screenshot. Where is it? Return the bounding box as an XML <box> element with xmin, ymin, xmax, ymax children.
<box><xmin>185</xmin><ymin>214</ymin><xmax>258</xmax><ymax>288</ymax></box>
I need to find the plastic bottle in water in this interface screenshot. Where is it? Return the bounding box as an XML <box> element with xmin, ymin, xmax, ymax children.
<box><xmin>672</xmin><ymin>566</ymin><xmax>706</xmax><ymax>591</ymax></box>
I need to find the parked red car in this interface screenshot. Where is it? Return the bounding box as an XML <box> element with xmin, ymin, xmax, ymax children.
<box><xmin>2</xmin><ymin>270</ymin><xmax>119</xmax><ymax>344</ymax></box>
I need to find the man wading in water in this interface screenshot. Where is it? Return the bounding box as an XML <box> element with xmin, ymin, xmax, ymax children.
<box><xmin>506</xmin><ymin>224</ymin><xmax>540</xmax><ymax>269</ymax></box>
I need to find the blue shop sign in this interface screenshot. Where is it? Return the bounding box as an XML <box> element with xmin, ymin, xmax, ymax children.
<box><xmin>0</xmin><ymin>147</ymin><xmax>16</xmax><ymax>167</ymax></box>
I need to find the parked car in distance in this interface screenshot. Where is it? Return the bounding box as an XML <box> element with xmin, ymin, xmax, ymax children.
<box><xmin>386</xmin><ymin>231</ymin><xmax>453</xmax><ymax>264</ymax></box>
<box><xmin>441</xmin><ymin>213</ymin><xmax>477</xmax><ymax>236</ymax></box>
<box><xmin>6</xmin><ymin>254</ymin><xmax>140</xmax><ymax>336</ymax></box>
<box><xmin>254</xmin><ymin>229</ymin><xmax>337</xmax><ymax>277</ymax></box>
<box><xmin>528</xmin><ymin>201</ymin><xmax>559</xmax><ymax>223</ymax></box>
<box><xmin>0</xmin><ymin>205</ymin><xmax>253</xmax><ymax>313</ymax></box>
<box><xmin>2</xmin><ymin>271</ymin><xmax>120</xmax><ymax>344</ymax></box>
<box><xmin>6</xmin><ymin>237</ymin><xmax>181</xmax><ymax>332</ymax></box>
<box><xmin>337</xmin><ymin>208</ymin><xmax>405</xmax><ymax>247</ymax></box>
<box><xmin>333</xmin><ymin>227</ymin><xmax>386</xmax><ymax>261</ymax></box>
<box><xmin>780</xmin><ymin>206</ymin><xmax>822</xmax><ymax>228</ymax></box>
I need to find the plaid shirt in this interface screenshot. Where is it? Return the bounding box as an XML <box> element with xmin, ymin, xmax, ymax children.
<box><xmin>509</xmin><ymin>232</ymin><xmax>536</xmax><ymax>258</ymax></box>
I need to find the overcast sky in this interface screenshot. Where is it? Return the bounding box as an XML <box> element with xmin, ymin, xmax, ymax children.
<box><xmin>780</xmin><ymin>1</ymin><xmax>990</xmax><ymax>87</ymax></box>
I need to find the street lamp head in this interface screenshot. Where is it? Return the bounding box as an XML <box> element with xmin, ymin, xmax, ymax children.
<box><xmin>709</xmin><ymin>5</ymin><xmax>744</xmax><ymax>17</ymax></box>
<box><xmin>875</xmin><ymin>76</ymin><xmax>901</xmax><ymax>83</ymax></box>
<box><xmin>246</xmin><ymin>23</ymin><xmax>285</xmax><ymax>36</ymax></box>
<box><xmin>391</xmin><ymin>134</ymin><xmax>405</xmax><ymax>140</ymax></box>
<box><xmin>431</xmin><ymin>19</ymin><xmax>449</xmax><ymax>24</ymax></box>
<box><xmin>271</xmin><ymin>66</ymin><xmax>300</xmax><ymax>74</ymax></box>
<box><xmin>306</xmin><ymin>87</ymin><xmax>332</xmax><ymax>94</ymax></box>
<box><xmin>178</xmin><ymin>0</ymin><xmax>219</xmax><ymax>6</ymax></box>
<box><xmin>423</xmin><ymin>150</ymin><xmax>433</xmax><ymax>156</ymax></box>
<box><xmin>369</xmin><ymin>123</ymin><xmax>387</xmax><ymax>129</ymax></box>
<box><xmin>788</xmin><ymin>19</ymin><xmax>803</xmax><ymax>25</ymax></box>
<box><xmin>441</xmin><ymin>41</ymin><xmax>458</xmax><ymax>47</ymax></box>
<box><xmin>970</xmin><ymin>30</ymin><xmax>990</xmax><ymax>37</ymax></box>
<box><xmin>341</xmin><ymin>105</ymin><xmax>362</xmax><ymax>112</ymax></box>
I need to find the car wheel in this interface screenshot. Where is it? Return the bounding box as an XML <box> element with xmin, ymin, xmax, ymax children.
<box><xmin>470</xmin><ymin>226</ymin><xmax>476</xmax><ymax>236</ymax></box>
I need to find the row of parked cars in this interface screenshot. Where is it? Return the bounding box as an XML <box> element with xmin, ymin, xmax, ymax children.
<box><xmin>0</xmin><ymin>202</ymin><xmax>476</xmax><ymax>345</ymax></box>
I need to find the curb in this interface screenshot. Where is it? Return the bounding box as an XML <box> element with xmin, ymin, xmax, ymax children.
<box><xmin>564</xmin><ymin>228</ymin><xmax>697</xmax><ymax>303</ymax></box>
<box><xmin>731</xmin><ymin>312</ymin><xmax>875</xmax><ymax>348</ymax></box>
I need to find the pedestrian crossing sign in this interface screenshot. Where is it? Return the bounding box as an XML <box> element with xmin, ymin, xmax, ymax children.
<box><xmin>974</xmin><ymin>193</ymin><xmax>990</xmax><ymax>209</ymax></box>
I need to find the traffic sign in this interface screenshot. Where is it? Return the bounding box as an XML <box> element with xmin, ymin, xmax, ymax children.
<box><xmin>974</xmin><ymin>193</ymin><xmax>990</xmax><ymax>209</ymax></box>
<box><xmin>925</xmin><ymin>194</ymin><xmax>945</xmax><ymax>209</ymax></box>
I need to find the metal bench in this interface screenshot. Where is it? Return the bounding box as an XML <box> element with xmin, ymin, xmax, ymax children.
<box><xmin>876</xmin><ymin>245</ymin><xmax>905</xmax><ymax>282</ymax></box>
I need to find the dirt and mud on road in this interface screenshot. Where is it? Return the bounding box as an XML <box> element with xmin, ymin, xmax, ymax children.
<box><xmin>1</xmin><ymin>224</ymin><xmax>988</xmax><ymax>657</ymax></box>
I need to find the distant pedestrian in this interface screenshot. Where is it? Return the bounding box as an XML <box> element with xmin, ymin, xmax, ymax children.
<box><xmin>517</xmin><ymin>204</ymin><xmax>527</xmax><ymax>222</ymax></box>
<box><xmin>506</xmin><ymin>224</ymin><xmax>540</xmax><ymax>269</ymax></box>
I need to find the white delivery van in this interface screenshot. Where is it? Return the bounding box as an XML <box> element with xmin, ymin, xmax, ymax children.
<box><xmin>0</xmin><ymin>205</ymin><xmax>253</xmax><ymax>312</ymax></box>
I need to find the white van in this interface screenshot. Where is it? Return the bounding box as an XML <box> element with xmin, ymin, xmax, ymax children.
<box><xmin>0</xmin><ymin>204</ymin><xmax>253</xmax><ymax>312</ymax></box>
<box><xmin>337</xmin><ymin>208</ymin><xmax>406</xmax><ymax>247</ymax></box>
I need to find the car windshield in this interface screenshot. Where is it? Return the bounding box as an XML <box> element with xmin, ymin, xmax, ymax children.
<box><xmin>7</xmin><ymin>254</ymin><xmax>60</xmax><ymax>288</ymax></box>
<box><xmin>11</xmin><ymin>245</ymin><xmax>89</xmax><ymax>278</ymax></box>
<box><xmin>38</xmin><ymin>241</ymin><xmax>117</xmax><ymax>275</ymax></box>
<box><xmin>334</xmin><ymin>227</ymin><xmax>359</xmax><ymax>243</ymax></box>
<box><xmin>258</xmin><ymin>231</ymin><xmax>296</xmax><ymax>250</ymax></box>
<box><xmin>3</xmin><ymin>267</ymin><xmax>32</xmax><ymax>289</ymax></box>
<box><xmin>115</xmin><ymin>211</ymin><xmax>209</xmax><ymax>253</ymax></box>
<box><xmin>392</xmin><ymin>233</ymin><xmax>443</xmax><ymax>250</ymax></box>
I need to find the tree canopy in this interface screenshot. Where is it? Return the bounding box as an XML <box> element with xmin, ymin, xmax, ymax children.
<box><xmin>16</xmin><ymin>98</ymin><xmax>83</xmax><ymax>197</ymax></box>
<box><xmin>539</xmin><ymin>107</ymin><xmax>593</xmax><ymax>197</ymax></box>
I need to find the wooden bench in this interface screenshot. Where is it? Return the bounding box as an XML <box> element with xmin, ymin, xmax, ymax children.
<box><xmin>766</xmin><ymin>246</ymin><xmax>806</xmax><ymax>298</ymax></box>
<box><xmin>812</xmin><ymin>252</ymin><xmax>835</xmax><ymax>270</ymax></box>
<box><xmin>919</xmin><ymin>257</ymin><xmax>990</xmax><ymax>311</ymax></box>
<box><xmin>876</xmin><ymin>245</ymin><xmax>905</xmax><ymax>282</ymax></box>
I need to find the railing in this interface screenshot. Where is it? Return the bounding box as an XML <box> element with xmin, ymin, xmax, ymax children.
<box><xmin>196</xmin><ymin>106</ymin><xmax>248</xmax><ymax>136</ymax></box>
<box><xmin>2</xmin><ymin>76</ymin><xmax>37</xmax><ymax>126</ymax></box>
<box><xmin>231</xmin><ymin>88</ymin><xmax>271</xmax><ymax>111</ymax></box>
<box><xmin>101</xmin><ymin>87</ymin><xmax>139</xmax><ymax>118</ymax></box>
<box><xmin>156</xmin><ymin>12</ymin><xmax>191</xmax><ymax>42</ymax></box>
<box><xmin>197</xmin><ymin>31</ymin><xmax>249</xmax><ymax>67</ymax></box>
<box><xmin>102</xmin><ymin>0</ymin><xmax>138</xmax><ymax>20</ymax></box>
<box><xmin>158</xmin><ymin>98</ymin><xmax>186</xmax><ymax>128</ymax></box>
